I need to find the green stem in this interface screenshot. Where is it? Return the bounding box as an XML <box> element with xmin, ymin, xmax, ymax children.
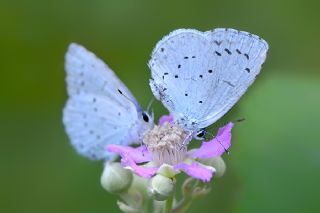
<box><xmin>165</xmin><ymin>195</ymin><xmax>174</xmax><ymax>213</ymax></box>
<box><xmin>171</xmin><ymin>197</ymin><xmax>192</xmax><ymax>213</ymax></box>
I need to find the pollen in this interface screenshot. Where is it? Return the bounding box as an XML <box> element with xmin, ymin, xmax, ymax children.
<box><xmin>143</xmin><ymin>122</ymin><xmax>187</xmax><ymax>166</ymax></box>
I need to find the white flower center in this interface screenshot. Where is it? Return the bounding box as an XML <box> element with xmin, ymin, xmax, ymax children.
<box><xmin>143</xmin><ymin>122</ymin><xmax>187</xmax><ymax>166</ymax></box>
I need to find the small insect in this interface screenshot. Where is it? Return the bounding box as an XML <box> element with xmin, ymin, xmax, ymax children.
<box><xmin>63</xmin><ymin>44</ymin><xmax>154</xmax><ymax>160</ymax></box>
<box><xmin>63</xmin><ymin>28</ymin><xmax>268</xmax><ymax>160</ymax></box>
<box><xmin>149</xmin><ymin>28</ymin><xmax>268</xmax><ymax>140</ymax></box>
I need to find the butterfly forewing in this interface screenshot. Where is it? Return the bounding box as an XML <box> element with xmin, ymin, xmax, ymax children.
<box><xmin>149</xmin><ymin>28</ymin><xmax>268</xmax><ymax>130</ymax></box>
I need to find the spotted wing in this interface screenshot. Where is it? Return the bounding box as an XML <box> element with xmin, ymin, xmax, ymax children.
<box><xmin>149</xmin><ymin>28</ymin><xmax>268</xmax><ymax>130</ymax></box>
<box><xmin>63</xmin><ymin>43</ymin><xmax>144</xmax><ymax>160</ymax></box>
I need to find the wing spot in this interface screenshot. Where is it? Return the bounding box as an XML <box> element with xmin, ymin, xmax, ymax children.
<box><xmin>164</xmin><ymin>72</ymin><xmax>169</xmax><ymax>75</ymax></box>
<box><xmin>185</xmin><ymin>93</ymin><xmax>188</xmax><ymax>96</ymax></box>
<box><xmin>161</xmin><ymin>48</ymin><xmax>165</xmax><ymax>52</ymax></box>
<box><xmin>208</xmin><ymin>69</ymin><xmax>213</xmax><ymax>73</ymax></box>
<box><xmin>178</xmin><ymin>64</ymin><xmax>181</xmax><ymax>69</ymax></box>
<box><xmin>118</xmin><ymin>112</ymin><xmax>121</xmax><ymax>116</ymax></box>
<box><xmin>214</xmin><ymin>40</ymin><xmax>222</xmax><ymax>46</ymax></box>
<box><xmin>184</xmin><ymin>56</ymin><xmax>189</xmax><ymax>59</ymax></box>
<box><xmin>215</xmin><ymin>51</ymin><xmax>222</xmax><ymax>56</ymax></box>
<box><xmin>244</xmin><ymin>53</ymin><xmax>249</xmax><ymax>60</ymax></box>
<box><xmin>192</xmin><ymin>56</ymin><xmax>196</xmax><ymax>58</ymax></box>
<box><xmin>236</xmin><ymin>49</ymin><xmax>242</xmax><ymax>54</ymax></box>
<box><xmin>199</xmin><ymin>101</ymin><xmax>203</xmax><ymax>103</ymax></box>
<box><xmin>199</xmin><ymin>75</ymin><xmax>203</xmax><ymax>78</ymax></box>
<box><xmin>92</xmin><ymin>98</ymin><xmax>96</xmax><ymax>103</ymax></box>
<box><xmin>224</xmin><ymin>48</ymin><xmax>232</xmax><ymax>55</ymax></box>
<box><xmin>96</xmin><ymin>135</ymin><xmax>101</xmax><ymax>140</ymax></box>
<box><xmin>245</xmin><ymin>68</ymin><xmax>251</xmax><ymax>73</ymax></box>
<box><xmin>174</xmin><ymin>75</ymin><xmax>178</xmax><ymax>78</ymax></box>
<box><xmin>89</xmin><ymin>130</ymin><xmax>94</xmax><ymax>134</ymax></box>
<box><xmin>80</xmin><ymin>81</ymin><xmax>85</xmax><ymax>86</ymax></box>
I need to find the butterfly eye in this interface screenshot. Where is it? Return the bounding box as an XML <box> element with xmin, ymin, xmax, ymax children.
<box><xmin>197</xmin><ymin>130</ymin><xmax>205</xmax><ymax>138</ymax></box>
<box><xmin>142</xmin><ymin>112</ymin><xmax>149</xmax><ymax>123</ymax></box>
<box><xmin>195</xmin><ymin>129</ymin><xmax>206</xmax><ymax>140</ymax></box>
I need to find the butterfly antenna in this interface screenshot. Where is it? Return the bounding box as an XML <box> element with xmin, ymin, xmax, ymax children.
<box><xmin>147</xmin><ymin>97</ymin><xmax>155</xmax><ymax>113</ymax></box>
<box><xmin>117</xmin><ymin>89</ymin><xmax>143</xmax><ymax>112</ymax></box>
<box><xmin>234</xmin><ymin>117</ymin><xmax>246</xmax><ymax>123</ymax></box>
<box><xmin>206</xmin><ymin>131</ymin><xmax>230</xmax><ymax>155</ymax></box>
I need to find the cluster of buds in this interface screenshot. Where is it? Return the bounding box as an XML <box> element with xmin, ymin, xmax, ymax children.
<box><xmin>101</xmin><ymin>117</ymin><xmax>232</xmax><ymax>212</ymax></box>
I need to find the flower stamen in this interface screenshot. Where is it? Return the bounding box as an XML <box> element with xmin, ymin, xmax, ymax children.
<box><xmin>143</xmin><ymin>122</ymin><xmax>187</xmax><ymax>166</ymax></box>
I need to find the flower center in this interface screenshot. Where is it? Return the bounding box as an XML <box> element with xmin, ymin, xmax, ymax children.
<box><xmin>143</xmin><ymin>122</ymin><xmax>187</xmax><ymax>166</ymax></box>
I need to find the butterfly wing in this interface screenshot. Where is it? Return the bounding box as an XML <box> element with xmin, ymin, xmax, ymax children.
<box><xmin>149</xmin><ymin>28</ymin><xmax>268</xmax><ymax>130</ymax></box>
<box><xmin>63</xmin><ymin>43</ymin><xmax>151</xmax><ymax>160</ymax></box>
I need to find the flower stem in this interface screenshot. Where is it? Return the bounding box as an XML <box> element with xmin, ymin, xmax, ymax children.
<box><xmin>171</xmin><ymin>197</ymin><xmax>192</xmax><ymax>213</ymax></box>
<box><xmin>165</xmin><ymin>195</ymin><xmax>174</xmax><ymax>213</ymax></box>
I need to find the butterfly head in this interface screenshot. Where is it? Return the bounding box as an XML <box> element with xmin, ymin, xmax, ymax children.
<box><xmin>138</xmin><ymin>111</ymin><xmax>154</xmax><ymax>137</ymax></box>
<box><xmin>193</xmin><ymin>128</ymin><xmax>207</xmax><ymax>140</ymax></box>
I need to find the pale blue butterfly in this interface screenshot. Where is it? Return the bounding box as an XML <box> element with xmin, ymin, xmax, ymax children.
<box><xmin>63</xmin><ymin>28</ymin><xmax>268</xmax><ymax>161</ymax></box>
<box><xmin>149</xmin><ymin>28</ymin><xmax>268</xmax><ymax>140</ymax></box>
<box><xmin>63</xmin><ymin>43</ymin><xmax>154</xmax><ymax>160</ymax></box>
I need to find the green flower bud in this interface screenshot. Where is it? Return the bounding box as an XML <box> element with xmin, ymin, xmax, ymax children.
<box><xmin>199</xmin><ymin>156</ymin><xmax>226</xmax><ymax>178</ymax></box>
<box><xmin>157</xmin><ymin>164</ymin><xmax>179</xmax><ymax>178</ymax></box>
<box><xmin>149</xmin><ymin>174</ymin><xmax>175</xmax><ymax>201</ymax></box>
<box><xmin>100</xmin><ymin>162</ymin><xmax>133</xmax><ymax>194</ymax></box>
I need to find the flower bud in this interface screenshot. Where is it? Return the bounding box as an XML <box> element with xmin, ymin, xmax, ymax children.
<box><xmin>199</xmin><ymin>156</ymin><xmax>226</xmax><ymax>178</ymax></box>
<box><xmin>101</xmin><ymin>162</ymin><xmax>133</xmax><ymax>193</ymax></box>
<box><xmin>149</xmin><ymin>174</ymin><xmax>175</xmax><ymax>201</ymax></box>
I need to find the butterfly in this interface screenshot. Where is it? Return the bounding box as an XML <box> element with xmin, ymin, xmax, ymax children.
<box><xmin>63</xmin><ymin>28</ymin><xmax>268</xmax><ymax>161</ymax></box>
<box><xmin>63</xmin><ymin>43</ymin><xmax>154</xmax><ymax>160</ymax></box>
<box><xmin>149</xmin><ymin>28</ymin><xmax>268</xmax><ymax>140</ymax></box>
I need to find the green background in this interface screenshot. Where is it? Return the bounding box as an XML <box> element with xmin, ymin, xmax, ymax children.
<box><xmin>1</xmin><ymin>0</ymin><xmax>319</xmax><ymax>212</ymax></box>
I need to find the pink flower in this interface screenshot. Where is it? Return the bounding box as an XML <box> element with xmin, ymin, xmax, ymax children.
<box><xmin>107</xmin><ymin>115</ymin><xmax>233</xmax><ymax>182</ymax></box>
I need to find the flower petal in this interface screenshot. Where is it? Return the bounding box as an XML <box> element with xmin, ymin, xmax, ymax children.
<box><xmin>121</xmin><ymin>154</ymin><xmax>158</xmax><ymax>178</ymax></box>
<box><xmin>174</xmin><ymin>162</ymin><xmax>215</xmax><ymax>182</ymax></box>
<box><xmin>158</xmin><ymin>114</ymin><xmax>174</xmax><ymax>125</ymax></box>
<box><xmin>190</xmin><ymin>122</ymin><xmax>234</xmax><ymax>159</ymax></box>
<box><xmin>107</xmin><ymin>144</ymin><xmax>152</xmax><ymax>163</ymax></box>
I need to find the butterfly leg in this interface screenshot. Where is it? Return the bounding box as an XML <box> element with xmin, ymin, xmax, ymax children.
<box><xmin>180</xmin><ymin>131</ymin><xmax>193</xmax><ymax>149</ymax></box>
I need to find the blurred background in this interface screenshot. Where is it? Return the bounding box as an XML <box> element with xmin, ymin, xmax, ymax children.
<box><xmin>1</xmin><ymin>0</ymin><xmax>319</xmax><ymax>212</ymax></box>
